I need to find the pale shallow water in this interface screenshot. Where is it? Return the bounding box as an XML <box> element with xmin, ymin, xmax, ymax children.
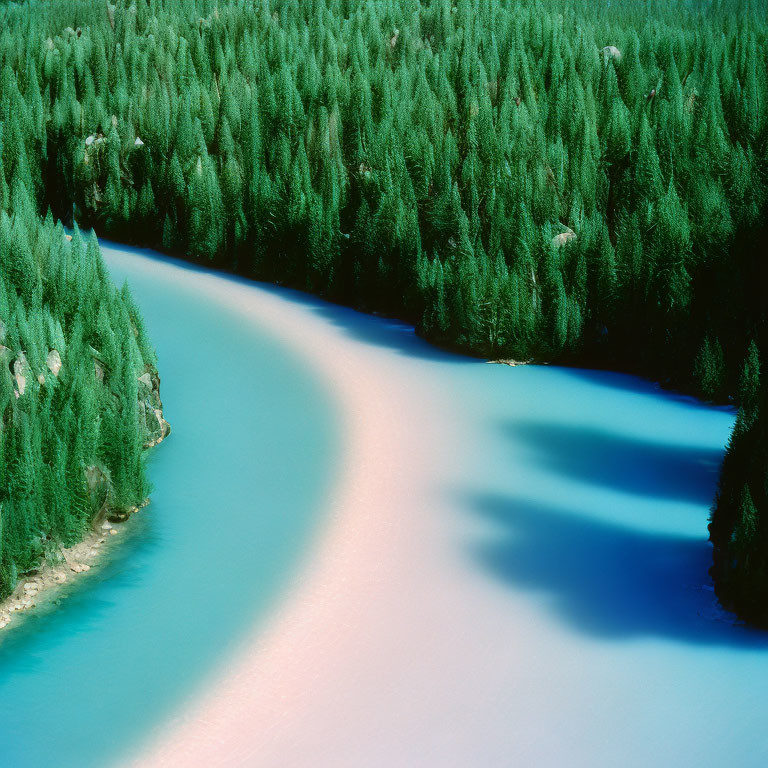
<box><xmin>1</xmin><ymin>242</ymin><xmax>766</xmax><ymax>767</ymax></box>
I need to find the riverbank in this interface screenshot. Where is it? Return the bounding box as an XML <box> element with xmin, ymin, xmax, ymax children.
<box><xmin>0</xmin><ymin>500</ymin><xmax>147</xmax><ymax>631</ymax></box>
<box><xmin>0</xmin><ymin>417</ymin><xmax>169</xmax><ymax>633</ymax></box>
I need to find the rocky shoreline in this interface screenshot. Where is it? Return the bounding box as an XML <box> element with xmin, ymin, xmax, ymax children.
<box><xmin>0</xmin><ymin>381</ymin><xmax>170</xmax><ymax>633</ymax></box>
<box><xmin>0</xmin><ymin>499</ymin><xmax>150</xmax><ymax>631</ymax></box>
<box><xmin>487</xmin><ymin>358</ymin><xmax>534</xmax><ymax>367</ymax></box>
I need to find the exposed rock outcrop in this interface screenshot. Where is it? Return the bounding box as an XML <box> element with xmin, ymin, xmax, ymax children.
<box><xmin>552</xmin><ymin>230</ymin><xmax>576</xmax><ymax>248</ymax></box>
<box><xmin>139</xmin><ymin>365</ymin><xmax>171</xmax><ymax>448</ymax></box>
<box><xmin>487</xmin><ymin>358</ymin><xmax>534</xmax><ymax>367</ymax></box>
<box><xmin>47</xmin><ymin>349</ymin><xmax>62</xmax><ymax>376</ymax></box>
<box><xmin>13</xmin><ymin>352</ymin><xmax>31</xmax><ymax>397</ymax></box>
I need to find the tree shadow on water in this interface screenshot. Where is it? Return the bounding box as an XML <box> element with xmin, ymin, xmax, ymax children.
<box><xmin>305</xmin><ymin>302</ymin><xmax>465</xmax><ymax>364</ymax></box>
<box><xmin>554</xmin><ymin>367</ymin><xmax>737</xmax><ymax>415</ymax></box>
<box><xmin>467</xmin><ymin>492</ymin><xmax>768</xmax><ymax>647</ymax></box>
<box><xmin>102</xmin><ymin>241</ymin><xmax>466</xmax><ymax>365</ymax></box>
<box><xmin>503</xmin><ymin>419</ymin><xmax>726</xmax><ymax>505</ymax></box>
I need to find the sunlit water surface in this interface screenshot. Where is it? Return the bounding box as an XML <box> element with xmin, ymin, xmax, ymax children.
<box><xmin>1</xmin><ymin>242</ymin><xmax>766</xmax><ymax>767</ymax></box>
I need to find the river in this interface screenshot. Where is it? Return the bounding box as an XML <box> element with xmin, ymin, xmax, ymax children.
<box><xmin>1</xmin><ymin>242</ymin><xmax>766</xmax><ymax>768</ymax></box>
<box><xmin>0</xmin><ymin>242</ymin><xmax>339</xmax><ymax>767</ymax></box>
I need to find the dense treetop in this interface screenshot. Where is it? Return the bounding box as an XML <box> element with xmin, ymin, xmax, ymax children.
<box><xmin>4</xmin><ymin>0</ymin><xmax>761</xmax><ymax>393</ymax></box>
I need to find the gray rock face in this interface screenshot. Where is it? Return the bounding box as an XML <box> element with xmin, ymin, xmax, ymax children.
<box><xmin>139</xmin><ymin>366</ymin><xmax>171</xmax><ymax>447</ymax></box>
<box><xmin>13</xmin><ymin>352</ymin><xmax>31</xmax><ymax>397</ymax></box>
<box><xmin>552</xmin><ymin>231</ymin><xmax>576</xmax><ymax>248</ymax></box>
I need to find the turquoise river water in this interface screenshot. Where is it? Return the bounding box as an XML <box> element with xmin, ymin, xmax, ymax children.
<box><xmin>0</xmin><ymin>243</ymin><xmax>339</xmax><ymax>767</ymax></box>
<box><xmin>0</xmin><ymin>241</ymin><xmax>766</xmax><ymax>767</ymax></box>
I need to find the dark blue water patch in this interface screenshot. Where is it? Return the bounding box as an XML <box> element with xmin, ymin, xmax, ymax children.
<box><xmin>445</xmin><ymin>362</ymin><xmax>757</xmax><ymax>647</ymax></box>
<box><xmin>500</xmin><ymin>419</ymin><xmax>725</xmax><ymax>505</ymax></box>
<box><xmin>466</xmin><ymin>492</ymin><xmax>768</xmax><ymax>647</ymax></box>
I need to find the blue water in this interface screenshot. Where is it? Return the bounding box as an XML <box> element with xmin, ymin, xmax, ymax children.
<box><xmin>282</xmin><ymin>299</ymin><xmax>768</xmax><ymax>765</ymax></box>
<box><xmin>460</xmin><ymin>365</ymin><xmax>747</xmax><ymax>640</ymax></box>
<box><xmin>449</xmin><ymin>364</ymin><xmax>768</xmax><ymax>765</ymax></box>
<box><xmin>0</xmin><ymin>243</ymin><xmax>339</xmax><ymax>768</ymax></box>
<box><xmin>1</xmin><ymin>242</ymin><xmax>765</xmax><ymax>767</ymax></box>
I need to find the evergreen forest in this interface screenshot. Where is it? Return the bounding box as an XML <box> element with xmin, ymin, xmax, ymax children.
<box><xmin>0</xmin><ymin>214</ymin><xmax>163</xmax><ymax>598</ymax></box>
<box><xmin>0</xmin><ymin>0</ymin><xmax>766</xmax><ymax>621</ymax></box>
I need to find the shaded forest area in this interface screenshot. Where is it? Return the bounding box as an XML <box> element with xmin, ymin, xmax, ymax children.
<box><xmin>1</xmin><ymin>0</ymin><xmax>767</xmax><ymax>621</ymax></box>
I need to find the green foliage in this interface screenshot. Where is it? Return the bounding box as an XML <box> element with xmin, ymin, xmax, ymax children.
<box><xmin>0</xmin><ymin>210</ymin><xmax>159</xmax><ymax>596</ymax></box>
<box><xmin>710</xmin><ymin>345</ymin><xmax>768</xmax><ymax>625</ymax></box>
<box><xmin>694</xmin><ymin>336</ymin><xmax>726</xmax><ymax>401</ymax></box>
<box><xmin>1</xmin><ymin>0</ymin><xmax>761</xmax><ymax>386</ymax></box>
<box><xmin>0</xmin><ymin>37</ymin><xmax>161</xmax><ymax>597</ymax></box>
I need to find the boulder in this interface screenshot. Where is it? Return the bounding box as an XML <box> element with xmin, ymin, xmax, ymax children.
<box><xmin>13</xmin><ymin>353</ymin><xmax>31</xmax><ymax>396</ymax></box>
<box><xmin>86</xmin><ymin>464</ymin><xmax>107</xmax><ymax>494</ymax></box>
<box><xmin>552</xmin><ymin>231</ymin><xmax>576</xmax><ymax>248</ymax></box>
<box><xmin>47</xmin><ymin>349</ymin><xmax>62</xmax><ymax>376</ymax></box>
